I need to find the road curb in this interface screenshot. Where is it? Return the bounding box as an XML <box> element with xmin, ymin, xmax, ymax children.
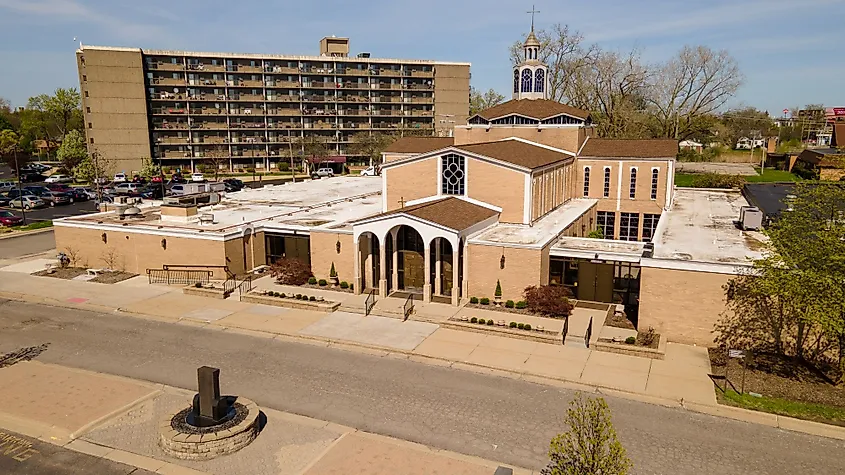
<box><xmin>4</xmin><ymin>291</ymin><xmax>845</xmax><ymax>443</ymax></box>
<box><xmin>0</xmin><ymin>226</ymin><xmax>54</xmax><ymax>240</ymax></box>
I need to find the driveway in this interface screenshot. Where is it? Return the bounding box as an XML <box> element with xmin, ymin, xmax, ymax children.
<box><xmin>676</xmin><ymin>162</ymin><xmax>758</xmax><ymax>176</ymax></box>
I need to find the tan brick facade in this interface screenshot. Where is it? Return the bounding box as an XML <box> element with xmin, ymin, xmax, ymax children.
<box><xmin>638</xmin><ymin>266</ymin><xmax>730</xmax><ymax>347</ymax></box>
<box><xmin>820</xmin><ymin>168</ymin><xmax>845</xmax><ymax>181</ymax></box>
<box><xmin>384</xmin><ymin>158</ymin><xmax>438</xmax><ymax>211</ymax></box>
<box><xmin>309</xmin><ymin>231</ymin><xmax>354</xmax><ymax>284</ymax></box>
<box><xmin>454</xmin><ymin>126</ymin><xmax>586</xmax><ymax>153</ymax></box>
<box><xmin>467</xmin><ymin>159</ymin><xmax>525</xmax><ymax>223</ymax></box>
<box><xmin>433</xmin><ymin>64</ymin><xmax>471</xmax><ymax>136</ymax></box>
<box><xmin>466</xmin><ymin>244</ymin><xmax>544</xmax><ymax>301</ymax></box>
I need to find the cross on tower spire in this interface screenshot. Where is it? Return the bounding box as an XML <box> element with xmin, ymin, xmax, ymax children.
<box><xmin>527</xmin><ymin>5</ymin><xmax>540</xmax><ymax>31</ymax></box>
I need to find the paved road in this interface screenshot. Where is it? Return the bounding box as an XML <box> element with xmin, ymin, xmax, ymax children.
<box><xmin>0</xmin><ymin>231</ymin><xmax>56</xmax><ymax>260</ymax></box>
<box><xmin>0</xmin><ymin>300</ymin><xmax>841</xmax><ymax>474</ymax></box>
<box><xmin>1</xmin><ymin>200</ymin><xmax>98</xmax><ymax>223</ymax></box>
<box><xmin>0</xmin><ymin>428</ymin><xmax>154</xmax><ymax>475</ymax></box>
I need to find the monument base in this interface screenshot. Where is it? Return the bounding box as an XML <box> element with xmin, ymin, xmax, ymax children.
<box><xmin>158</xmin><ymin>397</ymin><xmax>261</xmax><ymax>460</ymax></box>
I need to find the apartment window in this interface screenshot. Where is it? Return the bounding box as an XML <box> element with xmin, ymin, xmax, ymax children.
<box><xmin>84</xmin><ymin>91</ymin><xmax>88</xmax><ymax>98</ymax></box>
<box><xmin>88</xmin><ymin>122</ymin><xmax>92</xmax><ymax>129</ymax></box>
<box><xmin>629</xmin><ymin>168</ymin><xmax>637</xmax><ymax>199</ymax></box>
<box><xmin>441</xmin><ymin>154</ymin><xmax>465</xmax><ymax>195</ymax></box>
<box><xmin>651</xmin><ymin>168</ymin><xmax>659</xmax><ymax>200</ymax></box>
<box><xmin>82</xmin><ymin>75</ymin><xmax>87</xmax><ymax>82</ymax></box>
<box><xmin>583</xmin><ymin>166</ymin><xmax>591</xmax><ymax>197</ymax></box>
<box><xmin>619</xmin><ymin>212</ymin><xmax>639</xmax><ymax>241</ymax></box>
<box><xmin>603</xmin><ymin>167</ymin><xmax>611</xmax><ymax>198</ymax></box>
<box><xmin>89</xmin><ymin>138</ymin><xmax>94</xmax><ymax>144</ymax></box>
<box><xmin>642</xmin><ymin>214</ymin><xmax>660</xmax><ymax>242</ymax></box>
<box><xmin>596</xmin><ymin>211</ymin><xmax>615</xmax><ymax>239</ymax></box>
<box><xmin>86</xmin><ymin>106</ymin><xmax>91</xmax><ymax>113</ymax></box>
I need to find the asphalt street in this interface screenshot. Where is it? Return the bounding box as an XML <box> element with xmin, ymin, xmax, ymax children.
<box><xmin>0</xmin><ymin>200</ymin><xmax>98</xmax><ymax>223</ymax></box>
<box><xmin>0</xmin><ymin>428</ymin><xmax>155</xmax><ymax>475</ymax></box>
<box><xmin>0</xmin><ymin>231</ymin><xmax>56</xmax><ymax>260</ymax></box>
<box><xmin>0</xmin><ymin>300</ymin><xmax>841</xmax><ymax>474</ymax></box>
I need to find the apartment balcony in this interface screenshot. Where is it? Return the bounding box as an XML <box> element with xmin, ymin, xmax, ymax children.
<box><xmin>152</xmin><ymin>92</ymin><xmax>186</xmax><ymax>101</ymax></box>
<box><xmin>193</xmin><ymin>122</ymin><xmax>228</xmax><ymax>130</ymax></box>
<box><xmin>373</xmin><ymin>121</ymin><xmax>402</xmax><ymax>129</ymax></box>
<box><xmin>303</xmin><ymin>121</ymin><xmax>336</xmax><ymax>130</ymax></box>
<box><xmin>341</xmin><ymin>81</ymin><xmax>370</xmax><ymax>90</ymax></box>
<box><xmin>151</xmin><ymin>107</ymin><xmax>188</xmax><ymax>115</ymax></box>
<box><xmin>336</xmin><ymin>68</ymin><xmax>369</xmax><ymax>76</ymax></box>
<box><xmin>238</xmin><ymin>65</ymin><xmax>264</xmax><ymax>74</ymax></box>
<box><xmin>339</xmin><ymin>110</ymin><xmax>368</xmax><ymax>116</ymax></box>
<box><xmin>230</xmin><ymin>136</ymin><xmax>265</xmax><ymax>144</ymax></box>
<box><xmin>407</xmin><ymin>96</ymin><xmax>434</xmax><ymax>104</ymax></box>
<box><xmin>153</xmin><ymin>121</ymin><xmax>188</xmax><ymax>130</ymax></box>
<box><xmin>149</xmin><ymin>62</ymin><xmax>184</xmax><ymax>71</ymax></box>
<box><xmin>229</xmin><ymin>93</ymin><xmax>264</xmax><ymax>101</ymax></box>
<box><xmin>406</xmin><ymin>110</ymin><xmax>434</xmax><ymax>117</ymax></box>
<box><xmin>226</xmin><ymin>79</ymin><xmax>263</xmax><ymax>88</ymax></box>
<box><xmin>404</xmin><ymin>83</ymin><xmax>434</xmax><ymax>90</ymax></box>
<box><xmin>186</xmin><ymin>93</ymin><xmax>222</xmax><ymax>101</ymax></box>
<box><xmin>406</xmin><ymin>123</ymin><xmax>434</xmax><ymax>129</ymax></box>
<box><xmin>302</xmin><ymin>95</ymin><xmax>335</xmax><ymax>102</ymax></box>
<box><xmin>229</xmin><ymin>108</ymin><xmax>264</xmax><ymax>116</ymax></box>
<box><xmin>371</xmin><ymin>96</ymin><xmax>402</xmax><ymax>103</ymax></box>
<box><xmin>160</xmin><ymin>150</ymin><xmax>192</xmax><ymax>158</ymax></box>
<box><xmin>372</xmin><ymin>83</ymin><xmax>402</xmax><ymax>90</ymax></box>
<box><xmin>303</xmin><ymin>108</ymin><xmax>337</xmax><ymax>116</ymax></box>
<box><xmin>150</xmin><ymin>77</ymin><xmax>185</xmax><ymax>86</ymax></box>
<box><xmin>265</xmin><ymin>66</ymin><xmax>299</xmax><ymax>74</ymax></box>
<box><xmin>339</xmin><ymin>121</ymin><xmax>371</xmax><ymax>130</ymax></box>
<box><xmin>301</xmin><ymin>66</ymin><xmax>335</xmax><ymax>74</ymax></box>
<box><xmin>407</xmin><ymin>69</ymin><xmax>434</xmax><ymax>78</ymax></box>
<box><xmin>191</xmin><ymin>136</ymin><xmax>228</xmax><ymax>144</ymax></box>
<box><xmin>232</xmin><ymin>149</ymin><xmax>266</xmax><ymax>158</ymax></box>
<box><xmin>269</xmin><ymin>109</ymin><xmax>302</xmax><ymax>117</ymax></box>
<box><xmin>307</xmin><ymin>81</ymin><xmax>339</xmax><ymax>89</ymax></box>
<box><xmin>191</xmin><ymin>107</ymin><xmax>227</xmax><ymax>115</ymax></box>
<box><xmin>265</xmin><ymin>80</ymin><xmax>299</xmax><ymax>88</ymax></box>
<box><xmin>154</xmin><ymin>136</ymin><xmax>190</xmax><ymax>144</ymax></box>
<box><xmin>371</xmin><ymin>110</ymin><xmax>402</xmax><ymax>117</ymax></box>
<box><xmin>336</xmin><ymin>95</ymin><xmax>368</xmax><ymax>103</ymax></box>
<box><xmin>188</xmin><ymin>63</ymin><xmax>225</xmax><ymax>72</ymax></box>
<box><xmin>230</xmin><ymin>121</ymin><xmax>266</xmax><ymax>129</ymax></box>
<box><xmin>266</xmin><ymin>95</ymin><xmax>299</xmax><ymax>102</ymax></box>
<box><xmin>268</xmin><ymin>122</ymin><xmax>302</xmax><ymax>129</ymax></box>
<box><xmin>377</xmin><ymin>69</ymin><xmax>402</xmax><ymax>77</ymax></box>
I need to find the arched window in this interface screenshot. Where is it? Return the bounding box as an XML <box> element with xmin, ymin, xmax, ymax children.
<box><xmin>534</xmin><ymin>69</ymin><xmax>545</xmax><ymax>93</ymax></box>
<box><xmin>521</xmin><ymin>68</ymin><xmax>533</xmax><ymax>93</ymax></box>
<box><xmin>629</xmin><ymin>168</ymin><xmax>637</xmax><ymax>199</ymax></box>
<box><xmin>583</xmin><ymin>166</ymin><xmax>591</xmax><ymax>197</ymax></box>
<box><xmin>513</xmin><ymin>69</ymin><xmax>519</xmax><ymax>94</ymax></box>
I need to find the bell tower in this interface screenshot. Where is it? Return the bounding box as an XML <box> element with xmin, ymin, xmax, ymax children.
<box><xmin>512</xmin><ymin>6</ymin><xmax>548</xmax><ymax>101</ymax></box>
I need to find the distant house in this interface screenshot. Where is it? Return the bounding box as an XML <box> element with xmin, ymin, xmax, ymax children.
<box><xmin>678</xmin><ymin>140</ymin><xmax>703</xmax><ymax>153</ymax></box>
<box><xmin>795</xmin><ymin>148</ymin><xmax>845</xmax><ymax>181</ymax></box>
<box><xmin>736</xmin><ymin>137</ymin><xmax>765</xmax><ymax>150</ymax></box>
<box><xmin>33</xmin><ymin>139</ymin><xmax>59</xmax><ymax>157</ymax></box>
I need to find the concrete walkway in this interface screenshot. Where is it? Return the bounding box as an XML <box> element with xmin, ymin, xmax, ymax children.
<box><xmin>0</xmin><ymin>361</ymin><xmax>527</xmax><ymax>475</ymax></box>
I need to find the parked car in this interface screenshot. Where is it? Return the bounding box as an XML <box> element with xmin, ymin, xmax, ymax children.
<box><xmin>359</xmin><ymin>166</ymin><xmax>379</xmax><ymax>176</ymax></box>
<box><xmin>311</xmin><ymin>168</ymin><xmax>335</xmax><ymax>179</ymax></box>
<box><xmin>150</xmin><ymin>175</ymin><xmax>164</xmax><ymax>184</ymax></box>
<box><xmin>9</xmin><ymin>195</ymin><xmax>46</xmax><ymax>210</ymax></box>
<box><xmin>113</xmin><ymin>173</ymin><xmax>127</xmax><ymax>183</ymax></box>
<box><xmin>140</xmin><ymin>185</ymin><xmax>165</xmax><ymax>200</ymax></box>
<box><xmin>0</xmin><ymin>210</ymin><xmax>24</xmax><ymax>227</ymax></box>
<box><xmin>39</xmin><ymin>191</ymin><xmax>72</xmax><ymax>207</ymax></box>
<box><xmin>23</xmin><ymin>185</ymin><xmax>52</xmax><ymax>197</ymax></box>
<box><xmin>45</xmin><ymin>174</ymin><xmax>73</xmax><ymax>183</ymax></box>
<box><xmin>114</xmin><ymin>183</ymin><xmax>144</xmax><ymax>195</ymax></box>
<box><xmin>0</xmin><ymin>181</ymin><xmax>16</xmax><ymax>193</ymax></box>
<box><xmin>223</xmin><ymin>178</ymin><xmax>244</xmax><ymax>192</ymax></box>
<box><xmin>76</xmin><ymin>188</ymin><xmax>99</xmax><ymax>200</ymax></box>
<box><xmin>18</xmin><ymin>172</ymin><xmax>45</xmax><ymax>183</ymax></box>
<box><xmin>0</xmin><ymin>194</ymin><xmax>10</xmax><ymax>207</ymax></box>
<box><xmin>131</xmin><ymin>174</ymin><xmax>147</xmax><ymax>184</ymax></box>
<box><xmin>46</xmin><ymin>183</ymin><xmax>72</xmax><ymax>192</ymax></box>
<box><xmin>190</xmin><ymin>173</ymin><xmax>205</xmax><ymax>182</ymax></box>
<box><xmin>29</xmin><ymin>163</ymin><xmax>52</xmax><ymax>172</ymax></box>
<box><xmin>67</xmin><ymin>187</ymin><xmax>91</xmax><ymax>201</ymax></box>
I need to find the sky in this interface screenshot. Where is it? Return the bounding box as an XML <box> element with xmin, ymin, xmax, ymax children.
<box><xmin>1</xmin><ymin>0</ymin><xmax>844</xmax><ymax>113</ymax></box>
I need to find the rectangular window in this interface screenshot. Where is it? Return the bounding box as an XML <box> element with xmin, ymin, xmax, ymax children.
<box><xmin>82</xmin><ymin>75</ymin><xmax>87</xmax><ymax>82</ymax></box>
<box><xmin>89</xmin><ymin>137</ymin><xmax>94</xmax><ymax>144</ymax></box>
<box><xmin>596</xmin><ymin>211</ymin><xmax>615</xmax><ymax>239</ymax></box>
<box><xmin>603</xmin><ymin>167</ymin><xmax>611</xmax><ymax>198</ymax></box>
<box><xmin>619</xmin><ymin>212</ymin><xmax>639</xmax><ymax>241</ymax></box>
<box><xmin>441</xmin><ymin>154</ymin><xmax>465</xmax><ymax>195</ymax></box>
<box><xmin>583</xmin><ymin>167</ymin><xmax>591</xmax><ymax>197</ymax></box>
<box><xmin>629</xmin><ymin>168</ymin><xmax>637</xmax><ymax>199</ymax></box>
<box><xmin>86</xmin><ymin>106</ymin><xmax>91</xmax><ymax>113</ymax></box>
<box><xmin>651</xmin><ymin>168</ymin><xmax>659</xmax><ymax>200</ymax></box>
<box><xmin>84</xmin><ymin>90</ymin><xmax>88</xmax><ymax>97</ymax></box>
<box><xmin>87</xmin><ymin>122</ymin><xmax>92</xmax><ymax>129</ymax></box>
<box><xmin>642</xmin><ymin>214</ymin><xmax>660</xmax><ymax>242</ymax></box>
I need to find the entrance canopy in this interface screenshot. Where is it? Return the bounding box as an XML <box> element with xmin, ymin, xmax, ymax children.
<box><xmin>309</xmin><ymin>155</ymin><xmax>347</xmax><ymax>164</ymax></box>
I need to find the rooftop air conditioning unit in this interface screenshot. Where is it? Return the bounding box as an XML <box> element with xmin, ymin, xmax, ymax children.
<box><xmin>739</xmin><ymin>206</ymin><xmax>763</xmax><ymax>231</ymax></box>
<box><xmin>357</xmin><ymin>52</ymin><xmax>371</xmax><ymax>58</ymax></box>
<box><xmin>642</xmin><ymin>242</ymin><xmax>654</xmax><ymax>258</ymax></box>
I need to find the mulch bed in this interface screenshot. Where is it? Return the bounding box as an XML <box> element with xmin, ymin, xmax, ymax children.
<box><xmin>605</xmin><ymin>312</ymin><xmax>636</xmax><ymax>330</ymax></box>
<box><xmin>463</xmin><ymin>303</ymin><xmax>564</xmax><ymax>320</ymax></box>
<box><xmin>636</xmin><ymin>330</ymin><xmax>660</xmax><ymax>349</ymax></box>
<box><xmin>299</xmin><ymin>283</ymin><xmax>354</xmax><ymax>293</ymax></box>
<box><xmin>708</xmin><ymin>349</ymin><xmax>845</xmax><ymax>410</ymax></box>
<box><xmin>34</xmin><ymin>267</ymin><xmax>137</xmax><ymax>284</ymax></box>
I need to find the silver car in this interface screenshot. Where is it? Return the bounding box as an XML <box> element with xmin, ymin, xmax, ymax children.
<box><xmin>9</xmin><ymin>195</ymin><xmax>46</xmax><ymax>210</ymax></box>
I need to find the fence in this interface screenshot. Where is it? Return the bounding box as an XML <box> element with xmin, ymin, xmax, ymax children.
<box><xmin>365</xmin><ymin>289</ymin><xmax>377</xmax><ymax>316</ymax></box>
<box><xmin>403</xmin><ymin>294</ymin><xmax>414</xmax><ymax>321</ymax></box>
<box><xmin>147</xmin><ymin>268</ymin><xmax>213</xmax><ymax>286</ymax></box>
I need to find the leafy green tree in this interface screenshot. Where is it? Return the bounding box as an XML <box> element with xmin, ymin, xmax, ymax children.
<box><xmin>542</xmin><ymin>393</ymin><xmax>631</xmax><ymax>475</ymax></box>
<box><xmin>45</xmin><ymin>88</ymin><xmax>83</xmax><ymax>138</ymax></box>
<box><xmin>349</xmin><ymin>132</ymin><xmax>392</xmax><ymax>166</ymax></box>
<box><xmin>140</xmin><ymin>157</ymin><xmax>161</xmax><ymax>179</ymax></box>
<box><xmin>73</xmin><ymin>149</ymin><xmax>113</xmax><ymax>185</ymax></box>
<box><xmin>56</xmin><ymin>129</ymin><xmax>88</xmax><ymax>171</ymax></box>
<box><xmin>469</xmin><ymin>87</ymin><xmax>506</xmax><ymax>115</ymax></box>
<box><xmin>0</xmin><ymin>129</ymin><xmax>22</xmax><ymax>169</ymax></box>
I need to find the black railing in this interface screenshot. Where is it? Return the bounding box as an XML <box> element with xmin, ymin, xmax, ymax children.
<box><xmin>147</xmin><ymin>268</ymin><xmax>213</xmax><ymax>286</ymax></box>
<box><xmin>236</xmin><ymin>275</ymin><xmax>254</xmax><ymax>296</ymax></box>
<box><xmin>365</xmin><ymin>289</ymin><xmax>377</xmax><ymax>316</ymax></box>
<box><xmin>584</xmin><ymin>316</ymin><xmax>593</xmax><ymax>349</ymax></box>
<box><xmin>562</xmin><ymin>315</ymin><xmax>570</xmax><ymax>345</ymax></box>
<box><xmin>403</xmin><ymin>294</ymin><xmax>414</xmax><ymax>321</ymax></box>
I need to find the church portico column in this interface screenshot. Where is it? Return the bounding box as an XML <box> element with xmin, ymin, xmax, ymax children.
<box><xmin>391</xmin><ymin>229</ymin><xmax>399</xmax><ymax>292</ymax></box>
<box><xmin>378</xmin><ymin>233</ymin><xmax>387</xmax><ymax>298</ymax></box>
<box><xmin>353</xmin><ymin>236</ymin><xmax>362</xmax><ymax>295</ymax></box>
<box><xmin>451</xmin><ymin>239</ymin><xmax>460</xmax><ymax>306</ymax></box>
<box><xmin>423</xmin><ymin>241</ymin><xmax>432</xmax><ymax>303</ymax></box>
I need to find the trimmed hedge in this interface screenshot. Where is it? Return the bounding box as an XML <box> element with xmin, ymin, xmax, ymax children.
<box><xmin>470</xmin><ymin>297</ymin><xmax>479</xmax><ymax>304</ymax></box>
<box><xmin>480</xmin><ymin>297</ymin><xmax>490</xmax><ymax>305</ymax></box>
<box><xmin>505</xmin><ymin>300</ymin><xmax>515</xmax><ymax>308</ymax></box>
<box><xmin>308</xmin><ymin>277</ymin><xmax>317</xmax><ymax>285</ymax></box>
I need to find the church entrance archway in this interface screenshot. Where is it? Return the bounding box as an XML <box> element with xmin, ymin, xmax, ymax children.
<box><xmin>396</xmin><ymin>225</ymin><xmax>425</xmax><ymax>292</ymax></box>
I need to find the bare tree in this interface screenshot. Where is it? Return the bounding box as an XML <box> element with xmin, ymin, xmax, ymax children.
<box><xmin>647</xmin><ymin>46</ymin><xmax>743</xmax><ymax>140</ymax></box>
<box><xmin>63</xmin><ymin>246</ymin><xmax>82</xmax><ymax>267</ymax></box>
<box><xmin>349</xmin><ymin>132</ymin><xmax>392</xmax><ymax>167</ymax></box>
<box><xmin>296</xmin><ymin>135</ymin><xmax>331</xmax><ymax>174</ymax></box>
<box><xmin>203</xmin><ymin>145</ymin><xmax>229</xmax><ymax>181</ymax></box>
<box><xmin>100</xmin><ymin>247</ymin><xmax>124</xmax><ymax>271</ymax></box>
<box><xmin>469</xmin><ymin>87</ymin><xmax>506</xmax><ymax>115</ymax></box>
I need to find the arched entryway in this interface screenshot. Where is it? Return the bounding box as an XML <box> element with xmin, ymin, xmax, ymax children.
<box><xmin>396</xmin><ymin>225</ymin><xmax>425</xmax><ymax>292</ymax></box>
<box><xmin>356</xmin><ymin>231</ymin><xmax>381</xmax><ymax>293</ymax></box>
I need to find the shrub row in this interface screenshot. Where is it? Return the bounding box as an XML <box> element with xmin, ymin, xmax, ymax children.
<box><xmin>470</xmin><ymin>296</ymin><xmax>527</xmax><ymax>309</ymax></box>
<box><xmin>468</xmin><ymin>317</ymin><xmax>532</xmax><ymax>331</ymax></box>
<box><xmin>306</xmin><ymin>277</ymin><xmax>350</xmax><ymax>289</ymax></box>
<box><xmin>265</xmin><ymin>291</ymin><xmax>322</xmax><ymax>302</ymax></box>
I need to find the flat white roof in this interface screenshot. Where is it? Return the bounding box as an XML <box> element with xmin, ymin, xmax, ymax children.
<box><xmin>551</xmin><ymin>237</ymin><xmax>645</xmax><ymax>263</ymax></box>
<box><xmin>468</xmin><ymin>199</ymin><xmax>598</xmax><ymax>248</ymax></box>
<box><xmin>651</xmin><ymin>188</ymin><xmax>765</xmax><ymax>267</ymax></box>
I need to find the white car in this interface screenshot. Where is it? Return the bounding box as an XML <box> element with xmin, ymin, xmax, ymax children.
<box><xmin>191</xmin><ymin>173</ymin><xmax>205</xmax><ymax>182</ymax></box>
<box><xmin>311</xmin><ymin>168</ymin><xmax>334</xmax><ymax>178</ymax></box>
<box><xmin>9</xmin><ymin>195</ymin><xmax>46</xmax><ymax>210</ymax></box>
<box><xmin>45</xmin><ymin>174</ymin><xmax>73</xmax><ymax>183</ymax></box>
<box><xmin>113</xmin><ymin>173</ymin><xmax>127</xmax><ymax>183</ymax></box>
<box><xmin>359</xmin><ymin>166</ymin><xmax>378</xmax><ymax>176</ymax></box>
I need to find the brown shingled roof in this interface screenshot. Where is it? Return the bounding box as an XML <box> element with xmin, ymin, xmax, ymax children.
<box><xmin>383</xmin><ymin>136</ymin><xmax>454</xmax><ymax>154</ymax></box>
<box><xmin>579</xmin><ymin>139</ymin><xmax>679</xmax><ymax>158</ymax></box>
<box><xmin>367</xmin><ymin>197</ymin><xmax>498</xmax><ymax>231</ymax></box>
<box><xmin>455</xmin><ymin>139</ymin><xmax>572</xmax><ymax>169</ymax></box>
<box><xmin>473</xmin><ymin>99</ymin><xmax>590</xmax><ymax>121</ymax></box>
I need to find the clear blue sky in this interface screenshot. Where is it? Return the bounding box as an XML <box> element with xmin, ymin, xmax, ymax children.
<box><xmin>1</xmin><ymin>0</ymin><xmax>843</xmax><ymax>113</ymax></box>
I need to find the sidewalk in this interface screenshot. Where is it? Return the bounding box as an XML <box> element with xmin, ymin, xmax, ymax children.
<box><xmin>0</xmin><ymin>361</ymin><xmax>529</xmax><ymax>475</ymax></box>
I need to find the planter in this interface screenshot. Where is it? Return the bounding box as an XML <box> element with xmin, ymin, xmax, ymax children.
<box><xmin>594</xmin><ymin>335</ymin><xmax>667</xmax><ymax>360</ymax></box>
<box><xmin>494</xmin><ymin>295</ymin><xmax>503</xmax><ymax>306</ymax></box>
<box><xmin>444</xmin><ymin>318</ymin><xmax>560</xmax><ymax>344</ymax></box>
<box><xmin>182</xmin><ymin>285</ymin><xmax>227</xmax><ymax>299</ymax></box>
<box><xmin>329</xmin><ymin>276</ymin><xmax>339</xmax><ymax>286</ymax></box>
<box><xmin>240</xmin><ymin>292</ymin><xmax>340</xmax><ymax>313</ymax></box>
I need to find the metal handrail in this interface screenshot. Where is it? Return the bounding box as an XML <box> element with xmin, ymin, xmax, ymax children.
<box><xmin>236</xmin><ymin>275</ymin><xmax>254</xmax><ymax>296</ymax></box>
<box><xmin>365</xmin><ymin>289</ymin><xmax>377</xmax><ymax>316</ymax></box>
<box><xmin>147</xmin><ymin>268</ymin><xmax>213</xmax><ymax>286</ymax></box>
<box><xmin>584</xmin><ymin>316</ymin><xmax>593</xmax><ymax>349</ymax></box>
<box><xmin>562</xmin><ymin>315</ymin><xmax>570</xmax><ymax>345</ymax></box>
<box><xmin>403</xmin><ymin>294</ymin><xmax>414</xmax><ymax>321</ymax></box>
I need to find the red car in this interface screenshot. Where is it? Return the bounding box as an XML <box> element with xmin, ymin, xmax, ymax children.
<box><xmin>151</xmin><ymin>175</ymin><xmax>164</xmax><ymax>183</ymax></box>
<box><xmin>0</xmin><ymin>210</ymin><xmax>24</xmax><ymax>227</ymax></box>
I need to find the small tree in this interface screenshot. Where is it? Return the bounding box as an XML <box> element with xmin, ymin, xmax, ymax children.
<box><xmin>269</xmin><ymin>258</ymin><xmax>312</xmax><ymax>285</ymax></box>
<box><xmin>330</xmin><ymin>262</ymin><xmax>337</xmax><ymax>278</ymax></box>
<box><xmin>542</xmin><ymin>393</ymin><xmax>631</xmax><ymax>475</ymax></box>
<box><xmin>524</xmin><ymin>285</ymin><xmax>574</xmax><ymax>318</ymax></box>
<box><xmin>587</xmin><ymin>229</ymin><xmax>604</xmax><ymax>239</ymax></box>
<box><xmin>56</xmin><ymin>129</ymin><xmax>88</xmax><ymax>171</ymax></box>
<box><xmin>140</xmin><ymin>157</ymin><xmax>161</xmax><ymax>179</ymax></box>
<box><xmin>349</xmin><ymin>132</ymin><xmax>391</xmax><ymax>167</ymax></box>
<box><xmin>203</xmin><ymin>145</ymin><xmax>229</xmax><ymax>181</ymax></box>
<box><xmin>495</xmin><ymin>280</ymin><xmax>502</xmax><ymax>297</ymax></box>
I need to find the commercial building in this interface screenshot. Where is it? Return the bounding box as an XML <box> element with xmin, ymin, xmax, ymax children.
<box><xmin>57</xmin><ymin>27</ymin><xmax>764</xmax><ymax>346</ymax></box>
<box><xmin>76</xmin><ymin>37</ymin><xmax>470</xmax><ymax>175</ymax></box>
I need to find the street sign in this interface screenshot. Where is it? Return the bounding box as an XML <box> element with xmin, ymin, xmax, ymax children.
<box><xmin>729</xmin><ymin>349</ymin><xmax>746</xmax><ymax>359</ymax></box>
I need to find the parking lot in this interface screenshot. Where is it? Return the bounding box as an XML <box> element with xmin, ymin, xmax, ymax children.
<box><xmin>0</xmin><ymin>200</ymin><xmax>98</xmax><ymax>222</ymax></box>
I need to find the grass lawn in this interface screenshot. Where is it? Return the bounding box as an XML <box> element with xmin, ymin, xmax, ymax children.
<box><xmin>674</xmin><ymin>174</ymin><xmax>697</xmax><ymax>187</ymax></box>
<box><xmin>12</xmin><ymin>220</ymin><xmax>53</xmax><ymax>232</ymax></box>
<box><xmin>745</xmin><ymin>168</ymin><xmax>801</xmax><ymax>183</ymax></box>
<box><xmin>719</xmin><ymin>390</ymin><xmax>845</xmax><ymax>425</ymax></box>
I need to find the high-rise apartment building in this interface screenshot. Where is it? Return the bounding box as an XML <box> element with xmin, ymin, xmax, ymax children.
<box><xmin>76</xmin><ymin>37</ymin><xmax>470</xmax><ymax>174</ymax></box>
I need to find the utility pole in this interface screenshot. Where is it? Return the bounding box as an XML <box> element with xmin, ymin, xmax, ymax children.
<box><xmin>288</xmin><ymin>129</ymin><xmax>295</xmax><ymax>183</ymax></box>
<box><xmin>13</xmin><ymin>145</ymin><xmax>26</xmax><ymax>225</ymax></box>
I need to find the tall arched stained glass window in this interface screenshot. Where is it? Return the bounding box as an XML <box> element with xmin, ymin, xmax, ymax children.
<box><xmin>534</xmin><ymin>69</ymin><xmax>545</xmax><ymax>93</ymax></box>
<box><xmin>521</xmin><ymin>68</ymin><xmax>532</xmax><ymax>93</ymax></box>
<box><xmin>513</xmin><ymin>69</ymin><xmax>519</xmax><ymax>94</ymax></box>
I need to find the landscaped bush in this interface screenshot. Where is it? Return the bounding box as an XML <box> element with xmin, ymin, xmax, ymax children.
<box><xmin>625</xmin><ymin>336</ymin><xmax>636</xmax><ymax>344</ymax></box>
<box><xmin>280</xmin><ymin>293</ymin><xmax>286</xmax><ymax>298</ymax></box>
<box><xmin>270</xmin><ymin>258</ymin><xmax>313</xmax><ymax>286</ymax></box>
<box><xmin>639</xmin><ymin>327</ymin><xmax>658</xmax><ymax>346</ymax></box>
<box><xmin>470</xmin><ymin>297</ymin><xmax>479</xmax><ymax>304</ymax></box>
<box><xmin>478</xmin><ymin>319</ymin><xmax>486</xmax><ymax>325</ymax></box>
<box><xmin>689</xmin><ymin>173</ymin><xmax>745</xmax><ymax>189</ymax></box>
<box><xmin>309</xmin><ymin>296</ymin><xmax>316</xmax><ymax>301</ymax></box>
<box><xmin>515</xmin><ymin>301</ymin><xmax>527</xmax><ymax>309</ymax></box>
<box><xmin>524</xmin><ymin>324</ymin><xmax>532</xmax><ymax>331</ymax></box>
<box><xmin>510</xmin><ymin>322</ymin><xmax>517</xmax><ymax>328</ymax></box>
<box><xmin>486</xmin><ymin>319</ymin><xmax>494</xmax><ymax>326</ymax></box>
<box><xmin>470</xmin><ymin>317</ymin><xmax>478</xmax><ymax>324</ymax></box>
<box><xmin>340</xmin><ymin>281</ymin><xmax>349</xmax><ymax>289</ymax></box>
<box><xmin>194</xmin><ymin>282</ymin><xmax>202</xmax><ymax>288</ymax></box>
<box><xmin>308</xmin><ymin>277</ymin><xmax>317</xmax><ymax>285</ymax></box>
<box><xmin>480</xmin><ymin>297</ymin><xmax>490</xmax><ymax>305</ymax></box>
<box><xmin>505</xmin><ymin>300</ymin><xmax>515</xmax><ymax>308</ymax></box>
<box><xmin>318</xmin><ymin>279</ymin><xmax>328</xmax><ymax>286</ymax></box>
<box><xmin>295</xmin><ymin>293</ymin><xmax>302</xmax><ymax>299</ymax></box>
<box><xmin>523</xmin><ymin>285</ymin><xmax>573</xmax><ymax>318</ymax></box>
<box><xmin>517</xmin><ymin>323</ymin><xmax>525</xmax><ymax>330</ymax></box>
<box><xmin>495</xmin><ymin>280</ymin><xmax>502</xmax><ymax>298</ymax></box>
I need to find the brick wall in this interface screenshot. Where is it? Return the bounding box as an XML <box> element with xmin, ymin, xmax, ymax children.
<box><xmin>639</xmin><ymin>266</ymin><xmax>730</xmax><ymax>347</ymax></box>
<box><xmin>466</xmin><ymin>244</ymin><xmax>543</xmax><ymax>301</ymax></box>
<box><xmin>454</xmin><ymin>126</ymin><xmax>584</xmax><ymax>152</ymax></box>
<box><xmin>384</xmin><ymin>158</ymin><xmax>437</xmax><ymax>211</ymax></box>
<box><xmin>467</xmin><ymin>159</ymin><xmax>525</xmax><ymax>223</ymax></box>
<box><xmin>309</xmin><ymin>231</ymin><xmax>354</xmax><ymax>283</ymax></box>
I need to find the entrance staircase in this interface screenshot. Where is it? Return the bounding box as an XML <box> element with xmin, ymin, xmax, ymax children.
<box><xmin>339</xmin><ymin>292</ymin><xmax>461</xmax><ymax>324</ymax></box>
